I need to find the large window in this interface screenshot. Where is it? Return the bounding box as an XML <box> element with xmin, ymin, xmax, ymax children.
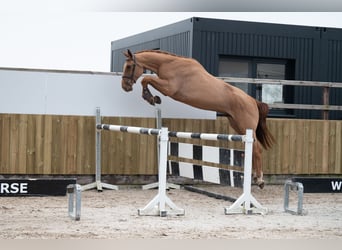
<box><xmin>219</xmin><ymin>56</ymin><xmax>295</xmax><ymax>117</ymax></box>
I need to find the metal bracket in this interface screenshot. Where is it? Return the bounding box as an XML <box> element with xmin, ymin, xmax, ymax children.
<box><xmin>284</xmin><ymin>180</ymin><xmax>307</xmax><ymax>215</ymax></box>
<box><xmin>67</xmin><ymin>184</ymin><xmax>82</xmax><ymax>220</ymax></box>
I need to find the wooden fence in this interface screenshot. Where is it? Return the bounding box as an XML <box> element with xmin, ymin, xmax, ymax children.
<box><xmin>219</xmin><ymin>77</ymin><xmax>342</xmax><ymax>119</ymax></box>
<box><xmin>0</xmin><ymin>114</ymin><xmax>341</xmax><ymax>176</ymax></box>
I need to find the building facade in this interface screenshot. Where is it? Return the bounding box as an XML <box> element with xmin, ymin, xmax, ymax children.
<box><xmin>111</xmin><ymin>17</ymin><xmax>342</xmax><ymax>119</ymax></box>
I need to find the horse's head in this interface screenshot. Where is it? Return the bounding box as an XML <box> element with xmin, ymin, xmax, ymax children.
<box><xmin>121</xmin><ymin>49</ymin><xmax>144</xmax><ymax>92</ymax></box>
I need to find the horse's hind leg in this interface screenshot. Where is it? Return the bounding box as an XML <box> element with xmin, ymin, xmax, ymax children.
<box><xmin>227</xmin><ymin>116</ymin><xmax>264</xmax><ymax>188</ymax></box>
<box><xmin>253</xmin><ymin>140</ymin><xmax>264</xmax><ymax>189</ymax></box>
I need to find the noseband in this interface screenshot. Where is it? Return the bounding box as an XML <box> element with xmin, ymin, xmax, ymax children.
<box><xmin>122</xmin><ymin>54</ymin><xmax>139</xmax><ymax>86</ymax></box>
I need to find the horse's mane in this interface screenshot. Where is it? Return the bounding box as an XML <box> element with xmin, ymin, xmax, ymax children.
<box><xmin>135</xmin><ymin>50</ymin><xmax>188</xmax><ymax>59</ymax></box>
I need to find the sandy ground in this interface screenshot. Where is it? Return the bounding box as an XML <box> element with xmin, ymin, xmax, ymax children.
<box><xmin>0</xmin><ymin>184</ymin><xmax>341</xmax><ymax>239</ymax></box>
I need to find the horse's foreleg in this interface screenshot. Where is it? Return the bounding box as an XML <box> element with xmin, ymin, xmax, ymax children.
<box><xmin>140</xmin><ymin>76</ymin><xmax>162</xmax><ymax>105</ymax></box>
<box><xmin>142</xmin><ymin>87</ymin><xmax>161</xmax><ymax>105</ymax></box>
<box><xmin>252</xmin><ymin>141</ymin><xmax>264</xmax><ymax>189</ymax></box>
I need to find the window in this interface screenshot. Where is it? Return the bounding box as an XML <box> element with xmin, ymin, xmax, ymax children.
<box><xmin>257</xmin><ymin>63</ymin><xmax>285</xmax><ymax>104</ymax></box>
<box><xmin>218</xmin><ymin>56</ymin><xmax>295</xmax><ymax>117</ymax></box>
<box><xmin>218</xmin><ymin>60</ymin><xmax>250</xmax><ymax>93</ymax></box>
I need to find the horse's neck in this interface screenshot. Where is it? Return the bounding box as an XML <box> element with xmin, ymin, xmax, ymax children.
<box><xmin>136</xmin><ymin>52</ymin><xmax>171</xmax><ymax>73</ymax></box>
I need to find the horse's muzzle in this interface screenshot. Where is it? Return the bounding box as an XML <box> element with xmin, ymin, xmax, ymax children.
<box><xmin>121</xmin><ymin>79</ymin><xmax>134</xmax><ymax>92</ymax></box>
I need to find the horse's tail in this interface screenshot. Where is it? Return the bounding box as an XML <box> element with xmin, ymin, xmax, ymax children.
<box><xmin>256</xmin><ymin>101</ymin><xmax>275</xmax><ymax>150</ymax></box>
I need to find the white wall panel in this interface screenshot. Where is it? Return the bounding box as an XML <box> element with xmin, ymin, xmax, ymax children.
<box><xmin>0</xmin><ymin>69</ymin><xmax>215</xmax><ymax>119</ymax></box>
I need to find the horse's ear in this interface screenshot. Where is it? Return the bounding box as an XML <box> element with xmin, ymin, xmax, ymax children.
<box><xmin>123</xmin><ymin>49</ymin><xmax>133</xmax><ymax>59</ymax></box>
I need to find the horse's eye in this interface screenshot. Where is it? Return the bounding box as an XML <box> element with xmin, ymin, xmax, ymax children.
<box><xmin>126</xmin><ymin>65</ymin><xmax>131</xmax><ymax>69</ymax></box>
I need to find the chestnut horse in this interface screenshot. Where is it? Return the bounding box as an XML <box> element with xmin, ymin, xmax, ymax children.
<box><xmin>121</xmin><ymin>49</ymin><xmax>275</xmax><ymax>188</ymax></box>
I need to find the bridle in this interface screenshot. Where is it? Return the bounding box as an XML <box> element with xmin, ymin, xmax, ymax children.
<box><xmin>122</xmin><ymin>54</ymin><xmax>141</xmax><ymax>86</ymax></box>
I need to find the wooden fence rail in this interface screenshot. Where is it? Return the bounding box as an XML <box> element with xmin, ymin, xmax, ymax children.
<box><xmin>218</xmin><ymin>77</ymin><xmax>342</xmax><ymax>119</ymax></box>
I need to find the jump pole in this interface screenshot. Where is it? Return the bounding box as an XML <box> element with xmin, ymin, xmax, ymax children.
<box><xmin>81</xmin><ymin>107</ymin><xmax>119</xmax><ymax>192</ymax></box>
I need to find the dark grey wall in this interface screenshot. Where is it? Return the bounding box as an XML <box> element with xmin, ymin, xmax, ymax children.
<box><xmin>189</xmin><ymin>18</ymin><xmax>342</xmax><ymax>119</ymax></box>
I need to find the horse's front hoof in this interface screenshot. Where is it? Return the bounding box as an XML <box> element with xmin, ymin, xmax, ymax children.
<box><xmin>123</xmin><ymin>85</ymin><xmax>133</xmax><ymax>92</ymax></box>
<box><xmin>154</xmin><ymin>96</ymin><xmax>161</xmax><ymax>104</ymax></box>
<box><xmin>253</xmin><ymin>177</ymin><xmax>265</xmax><ymax>189</ymax></box>
<box><xmin>258</xmin><ymin>181</ymin><xmax>265</xmax><ymax>189</ymax></box>
<box><xmin>148</xmin><ymin>98</ymin><xmax>156</xmax><ymax>106</ymax></box>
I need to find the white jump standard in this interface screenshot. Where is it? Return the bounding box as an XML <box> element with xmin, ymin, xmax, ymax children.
<box><xmin>224</xmin><ymin>129</ymin><xmax>266</xmax><ymax>214</ymax></box>
<box><xmin>97</xmin><ymin>124</ymin><xmax>184</xmax><ymax>216</ymax></box>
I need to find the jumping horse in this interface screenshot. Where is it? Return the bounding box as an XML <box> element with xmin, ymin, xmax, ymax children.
<box><xmin>121</xmin><ymin>49</ymin><xmax>275</xmax><ymax>188</ymax></box>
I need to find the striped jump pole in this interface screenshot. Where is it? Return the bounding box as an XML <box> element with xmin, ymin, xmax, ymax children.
<box><xmin>167</xmin><ymin>131</ymin><xmax>244</xmax><ymax>142</ymax></box>
<box><xmin>97</xmin><ymin>124</ymin><xmax>244</xmax><ymax>142</ymax></box>
<box><xmin>96</xmin><ymin>124</ymin><xmax>161</xmax><ymax>135</ymax></box>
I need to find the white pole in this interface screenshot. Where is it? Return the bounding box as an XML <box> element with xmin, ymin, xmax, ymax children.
<box><xmin>242</xmin><ymin>129</ymin><xmax>254</xmax><ymax>211</ymax></box>
<box><xmin>157</xmin><ymin>127</ymin><xmax>169</xmax><ymax>216</ymax></box>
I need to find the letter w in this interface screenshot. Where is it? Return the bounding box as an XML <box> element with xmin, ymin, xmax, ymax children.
<box><xmin>331</xmin><ymin>181</ymin><xmax>342</xmax><ymax>191</ymax></box>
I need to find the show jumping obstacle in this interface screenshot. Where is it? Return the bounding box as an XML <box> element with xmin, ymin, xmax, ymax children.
<box><xmin>96</xmin><ymin>117</ymin><xmax>267</xmax><ymax>216</ymax></box>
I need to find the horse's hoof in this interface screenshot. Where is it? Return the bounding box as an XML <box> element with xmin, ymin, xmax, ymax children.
<box><xmin>154</xmin><ymin>96</ymin><xmax>161</xmax><ymax>104</ymax></box>
<box><xmin>256</xmin><ymin>179</ymin><xmax>265</xmax><ymax>189</ymax></box>
<box><xmin>253</xmin><ymin>177</ymin><xmax>265</xmax><ymax>189</ymax></box>
<box><xmin>258</xmin><ymin>181</ymin><xmax>265</xmax><ymax>189</ymax></box>
<box><xmin>148</xmin><ymin>98</ymin><xmax>156</xmax><ymax>106</ymax></box>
